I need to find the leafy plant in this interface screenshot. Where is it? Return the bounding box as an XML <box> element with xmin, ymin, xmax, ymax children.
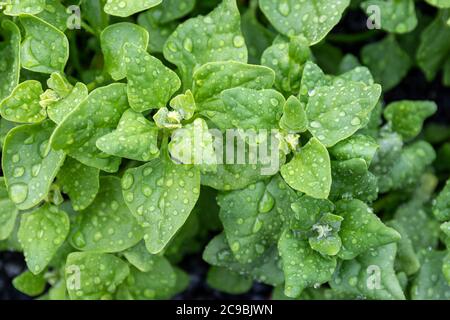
<box><xmin>1</xmin><ymin>0</ymin><xmax>449</xmax><ymax>301</ymax></box>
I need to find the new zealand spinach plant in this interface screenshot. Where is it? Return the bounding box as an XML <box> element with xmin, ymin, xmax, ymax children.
<box><xmin>0</xmin><ymin>0</ymin><xmax>449</xmax><ymax>300</ymax></box>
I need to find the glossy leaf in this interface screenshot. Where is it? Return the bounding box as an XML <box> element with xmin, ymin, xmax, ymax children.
<box><xmin>18</xmin><ymin>204</ymin><xmax>70</xmax><ymax>274</ymax></box>
<box><xmin>2</xmin><ymin>121</ymin><xmax>65</xmax><ymax>210</ymax></box>
<box><xmin>104</xmin><ymin>0</ymin><xmax>162</xmax><ymax>17</ymax></box>
<box><xmin>0</xmin><ymin>20</ymin><xmax>21</xmax><ymax>102</ymax></box>
<box><xmin>96</xmin><ymin>110</ymin><xmax>160</xmax><ymax>162</ymax></box>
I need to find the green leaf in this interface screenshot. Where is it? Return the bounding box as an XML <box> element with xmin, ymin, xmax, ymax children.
<box><xmin>217</xmin><ymin>175</ymin><xmax>297</xmax><ymax>263</ymax></box>
<box><xmin>0</xmin><ymin>177</ymin><xmax>18</xmax><ymax>241</ymax></box>
<box><xmin>104</xmin><ymin>0</ymin><xmax>162</xmax><ymax>17</ymax></box>
<box><xmin>123</xmin><ymin>241</ymin><xmax>166</xmax><ymax>272</ymax></box>
<box><xmin>70</xmin><ymin>176</ymin><xmax>143</xmax><ymax>253</ymax></box>
<box><xmin>202</xmin><ymin>87</ymin><xmax>285</xmax><ymax>130</ymax></box>
<box><xmin>18</xmin><ymin>204</ymin><xmax>70</xmax><ymax>274</ymax></box>
<box><xmin>290</xmin><ymin>195</ymin><xmax>335</xmax><ymax>231</ymax></box>
<box><xmin>36</xmin><ymin>0</ymin><xmax>70</xmax><ymax>31</ymax></box>
<box><xmin>2</xmin><ymin>121</ymin><xmax>65</xmax><ymax>210</ymax></box>
<box><xmin>137</xmin><ymin>10</ymin><xmax>177</xmax><ymax>53</ymax></box>
<box><xmin>331</xmin><ymin>243</ymin><xmax>406</xmax><ymax>300</ymax></box>
<box><xmin>3</xmin><ymin>0</ymin><xmax>45</xmax><ymax>15</ymax></box>
<box><xmin>96</xmin><ymin>109</ymin><xmax>159</xmax><ymax>162</ymax></box>
<box><xmin>425</xmin><ymin>0</ymin><xmax>450</xmax><ymax>8</ymax></box>
<box><xmin>101</xmin><ymin>22</ymin><xmax>149</xmax><ymax>81</ymax></box>
<box><xmin>308</xmin><ymin>213</ymin><xmax>343</xmax><ymax>256</ymax></box>
<box><xmin>12</xmin><ymin>271</ymin><xmax>46</xmax><ymax>297</ymax></box>
<box><xmin>116</xmin><ymin>265</ymin><xmax>177</xmax><ymax>300</ymax></box>
<box><xmin>57</xmin><ymin>157</ymin><xmax>100</xmax><ymax>211</ymax></box>
<box><xmin>0</xmin><ymin>20</ymin><xmax>21</xmax><ymax>102</ymax></box>
<box><xmin>393</xmin><ymin>200</ymin><xmax>440</xmax><ymax>252</ymax></box>
<box><xmin>163</xmin><ymin>0</ymin><xmax>248</xmax><ymax>87</ymax></box>
<box><xmin>261</xmin><ymin>36</ymin><xmax>311</xmax><ymax>96</ymax></box>
<box><xmin>336</xmin><ymin>199</ymin><xmax>401</xmax><ymax>260</ymax></box>
<box><xmin>278</xmin><ymin>229</ymin><xmax>337</xmax><ymax>298</ymax></box>
<box><xmin>193</xmin><ymin>61</ymin><xmax>275</xmax><ymax>105</ymax></box>
<box><xmin>0</xmin><ymin>80</ymin><xmax>46</xmax><ymax>123</ymax></box>
<box><xmin>361</xmin><ymin>0</ymin><xmax>417</xmax><ymax>33</ymax></box>
<box><xmin>384</xmin><ymin>100</ymin><xmax>437</xmax><ymax>140</ymax></box>
<box><xmin>305</xmin><ymin>81</ymin><xmax>382</xmax><ymax>147</ymax></box>
<box><xmin>433</xmin><ymin>179</ymin><xmax>450</xmax><ymax>222</ymax></box>
<box><xmin>169</xmin><ymin>118</ymin><xmax>216</xmax><ymax>170</ymax></box>
<box><xmin>361</xmin><ymin>35</ymin><xmax>411</xmax><ymax>91</ymax></box>
<box><xmin>50</xmin><ymin>83</ymin><xmax>129</xmax><ymax>172</ymax></box>
<box><xmin>203</xmin><ymin>233</ymin><xmax>284</xmax><ymax>286</ymax></box>
<box><xmin>47</xmin><ymin>82</ymin><xmax>89</xmax><ymax>124</ymax></box>
<box><xmin>281</xmin><ymin>137</ymin><xmax>331</xmax><ymax>199</ymax></box>
<box><xmin>122</xmin><ymin>155</ymin><xmax>200</xmax><ymax>254</ymax></box>
<box><xmin>124</xmin><ymin>43</ymin><xmax>181</xmax><ymax>112</ymax></box>
<box><xmin>81</xmin><ymin>0</ymin><xmax>110</xmax><ymax>35</ymax></box>
<box><xmin>19</xmin><ymin>14</ymin><xmax>69</xmax><ymax>74</ymax></box>
<box><xmin>411</xmin><ymin>250</ymin><xmax>450</xmax><ymax>299</ymax></box>
<box><xmin>417</xmin><ymin>10</ymin><xmax>450</xmax><ymax>81</ymax></box>
<box><xmin>170</xmin><ymin>90</ymin><xmax>196</xmax><ymax>120</ymax></box>
<box><xmin>65</xmin><ymin>252</ymin><xmax>129</xmax><ymax>300</ymax></box>
<box><xmin>279</xmin><ymin>96</ymin><xmax>308</xmax><ymax>133</ymax></box>
<box><xmin>207</xmin><ymin>266</ymin><xmax>253</xmax><ymax>294</ymax></box>
<box><xmin>388</xmin><ymin>141</ymin><xmax>436</xmax><ymax>191</ymax></box>
<box><xmin>330</xmin><ymin>158</ymin><xmax>378</xmax><ymax>203</ymax></box>
<box><xmin>329</xmin><ymin>134</ymin><xmax>379</xmax><ymax>166</ymax></box>
<box><xmin>387</xmin><ymin>220</ymin><xmax>420</xmax><ymax>276</ymax></box>
<box><xmin>0</xmin><ymin>118</ymin><xmax>15</xmax><ymax>149</ymax></box>
<box><xmin>259</xmin><ymin>0</ymin><xmax>350</xmax><ymax>45</ymax></box>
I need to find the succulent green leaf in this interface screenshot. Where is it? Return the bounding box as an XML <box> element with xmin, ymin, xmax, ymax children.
<box><xmin>12</xmin><ymin>271</ymin><xmax>46</xmax><ymax>297</ymax></box>
<box><xmin>101</xmin><ymin>22</ymin><xmax>149</xmax><ymax>81</ymax></box>
<box><xmin>70</xmin><ymin>176</ymin><xmax>143</xmax><ymax>253</ymax></box>
<box><xmin>18</xmin><ymin>204</ymin><xmax>70</xmax><ymax>274</ymax></box>
<box><xmin>202</xmin><ymin>87</ymin><xmax>285</xmax><ymax>130</ymax></box>
<box><xmin>170</xmin><ymin>90</ymin><xmax>196</xmax><ymax>120</ymax></box>
<box><xmin>3</xmin><ymin>0</ymin><xmax>45</xmax><ymax>15</ymax></box>
<box><xmin>50</xmin><ymin>83</ymin><xmax>129</xmax><ymax>172</ymax></box>
<box><xmin>57</xmin><ymin>157</ymin><xmax>100</xmax><ymax>211</ymax></box>
<box><xmin>425</xmin><ymin>0</ymin><xmax>450</xmax><ymax>7</ymax></box>
<box><xmin>411</xmin><ymin>250</ymin><xmax>450</xmax><ymax>299</ymax></box>
<box><xmin>163</xmin><ymin>0</ymin><xmax>248</xmax><ymax>87</ymax></box>
<box><xmin>261</xmin><ymin>35</ymin><xmax>311</xmax><ymax>96</ymax></box>
<box><xmin>0</xmin><ymin>177</ymin><xmax>18</xmax><ymax>240</ymax></box>
<box><xmin>417</xmin><ymin>10</ymin><xmax>450</xmax><ymax>81</ymax></box>
<box><xmin>123</xmin><ymin>241</ymin><xmax>165</xmax><ymax>272</ymax></box>
<box><xmin>96</xmin><ymin>109</ymin><xmax>160</xmax><ymax>162</ymax></box>
<box><xmin>203</xmin><ymin>233</ymin><xmax>284</xmax><ymax>286</ymax></box>
<box><xmin>306</xmin><ymin>81</ymin><xmax>382</xmax><ymax>147</ymax></box>
<box><xmin>279</xmin><ymin>96</ymin><xmax>307</xmax><ymax>133</ymax></box>
<box><xmin>331</xmin><ymin>243</ymin><xmax>406</xmax><ymax>300</ymax></box>
<box><xmin>361</xmin><ymin>0</ymin><xmax>417</xmax><ymax>33</ymax></box>
<box><xmin>193</xmin><ymin>61</ymin><xmax>275</xmax><ymax>106</ymax></box>
<box><xmin>433</xmin><ymin>179</ymin><xmax>450</xmax><ymax>222</ymax></box>
<box><xmin>0</xmin><ymin>80</ymin><xmax>46</xmax><ymax>123</ymax></box>
<box><xmin>278</xmin><ymin>229</ymin><xmax>337</xmax><ymax>298</ymax></box>
<box><xmin>336</xmin><ymin>199</ymin><xmax>401</xmax><ymax>260</ymax></box>
<box><xmin>361</xmin><ymin>35</ymin><xmax>411</xmax><ymax>91</ymax></box>
<box><xmin>47</xmin><ymin>83</ymin><xmax>88</xmax><ymax>124</ymax></box>
<box><xmin>2</xmin><ymin>121</ymin><xmax>65</xmax><ymax>210</ymax></box>
<box><xmin>387</xmin><ymin>220</ymin><xmax>420</xmax><ymax>276</ymax></box>
<box><xmin>36</xmin><ymin>0</ymin><xmax>70</xmax><ymax>31</ymax></box>
<box><xmin>329</xmin><ymin>134</ymin><xmax>378</xmax><ymax>166</ymax></box>
<box><xmin>20</xmin><ymin>14</ymin><xmax>69</xmax><ymax>74</ymax></box>
<box><xmin>308</xmin><ymin>213</ymin><xmax>343</xmax><ymax>256</ymax></box>
<box><xmin>384</xmin><ymin>100</ymin><xmax>437</xmax><ymax>140</ymax></box>
<box><xmin>330</xmin><ymin>158</ymin><xmax>378</xmax><ymax>202</ymax></box>
<box><xmin>0</xmin><ymin>20</ymin><xmax>21</xmax><ymax>102</ymax></box>
<box><xmin>65</xmin><ymin>252</ymin><xmax>129</xmax><ymax>300</ymax></box>
<box><xmin>207</xmin><ymin>266</ymin><xmax>253</xmax><ymax>295</ymax></box>
<box><xmin>104</xmin><ymin>0</ymin><xmax>162</xmax><ymax>17</ymax></box>
<box><xmin>137</xmin><ymin>9</ymin><xmax>177</xmax><ymax>53</ymax></box>
<box><xmin>259</xmin><ymin>0</ymin><xmax>350</xmax><ymax>45</ymax></box>
<box><xmin>281</xmin><ymin>137</ymin><xmax>331</xmax><ymax>199</ymax></box>
<box><xmin>122</xmin><ymin>155</ymin><xmax>200</xmax><ymax>254</ymax></box>
<box><xmin>124</xmin><ymin>43</ymin><xmax>181</xmax><ymax>112</ymax></box>
<box><xmin>290</xmin><ymin>195</ymin><xmax>335</xmax><ymax>231</ymax></box>
<box><xmin>169</xmin><ymin>118</ymin><xmax>216</xmax><ymax>170</ymax></box>
<box><xmin>217</xmin><ymin>175</ymin><xmax>298</xmax><ymax>263</ymax></box>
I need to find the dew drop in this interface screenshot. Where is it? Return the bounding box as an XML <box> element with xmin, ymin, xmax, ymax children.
<box><xmin>9</xmin><ymin>183</ymin><xmax>28</xmax><ymax>204</ymax></box>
